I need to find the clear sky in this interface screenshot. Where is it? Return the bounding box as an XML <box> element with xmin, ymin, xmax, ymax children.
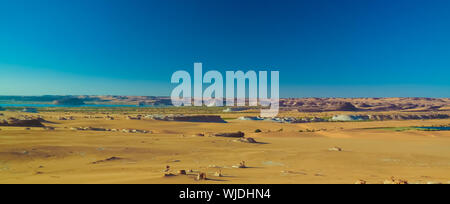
<box><xmin>1</xmin><ymin>0</ymin><xmax>449</xmax><ymax>97</ymax></box>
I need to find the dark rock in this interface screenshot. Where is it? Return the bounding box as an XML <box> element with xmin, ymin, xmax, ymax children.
<box><xmin>92</xmin><ymin>157</ymin><xmax>123</xmax><ymax>164</ymax></box>
<box><xmin>246</xmin><ymin>138</ymin><xmax>258</xmax><ymax>143</ymax></box>
<box><xmin>149</xmin><ymin>115</ymin><xmax>226</xmax><ymax>123</ymax></box>
<box><xmin>0</xmin><ymin>118</ymin><xmax>45</xmax><ymax>127</ymax></box>
<box><xmin>172</xmin><ymin>115</ymin><xmax>226</xmax><ymax>123</ymax></box>
<box><xmin>215</xmin><ymin>131</ymin><xmax>245</xmax><ymax>138</ymax></box>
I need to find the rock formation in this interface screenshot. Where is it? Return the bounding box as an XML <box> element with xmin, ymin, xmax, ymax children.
<box><xmin>147</xmin><ymin>115</ymin><xmax>226</xmax><ymax>123</ymax></box>
<box><xmin>53</xmin><ymin>98</ymin><xmax>85</xmax><ymax>105</ymax></box>
<box><xmin>215</xmin><ymin>131</ymin><xmax>245</xmax><ymax>138</ymax></box>
<box><xmin>0</xmin><ymin>118</ymin><xmax>45</xmax><ymax>127</ymax></box>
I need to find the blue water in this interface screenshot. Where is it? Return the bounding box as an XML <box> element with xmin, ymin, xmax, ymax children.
<box><xmin>0</xmin><ymin>104</ymin><xmax>154</xmax><ymax>108</ymax></box>
<box><xmin>416</xmin><ymin>127</ymin><xmax>450</xmax><ymax>131</ymax></box>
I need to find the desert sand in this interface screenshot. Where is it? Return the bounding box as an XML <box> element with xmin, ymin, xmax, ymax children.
<box><xmin>1</xmin><ymin>107</ymin><xmax>450</xmax><ymax>184</ymax></box>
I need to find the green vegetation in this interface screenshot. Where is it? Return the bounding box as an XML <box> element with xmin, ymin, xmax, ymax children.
<box><xmin>299</xmin><ymin>128</ymin><xmax>326</xmax><ymax>133</ymax></box>
<box><xmin>222</xmin><ymin>117</ymin><xmax>238</xmax><ymax>121</ymax></box>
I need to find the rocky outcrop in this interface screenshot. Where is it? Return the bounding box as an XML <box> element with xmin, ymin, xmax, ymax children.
<box><xmin>0</xmin><ymin>118</ymin><xmax>45</xmax><ymax>127</ymax></box>
<box><xmin>215</xmin><ymin>131</ymin><xmax>245</xmax><ymax>138</ymax></box>
<box><xmin>283</xmin><ymin>98</ymin><xmax>450</xmax><ymax>112</ymax></box>
<box><xmin>146</xmin><ymin>115</ymin><xmax>226</xmax><ymax>123</ymax></box>
<box><xmin>173</xmin><ymin>115</ymin><xmax>226</xmax><ymax>123</ymax></box>
<box><xmin>298</xmin><ymin>102</ymin><xmax>360</xmax><ymax>112</ymax></box>
<box><xmin>341</xmin><ymin>114</ymin><xmax>450</xmax><ymax>121</ymax></box>
<box><xmin>238</xmin><ymin>113</ymin><xmax>449</xmax><ymax>124</ymax></box>
<box><xmin>69</xmin><ymin>127</ymin><xmax>151</xmax><ymax>133</ymax></box>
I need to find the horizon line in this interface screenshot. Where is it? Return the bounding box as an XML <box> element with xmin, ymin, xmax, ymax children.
<box><xmin>0</xmin><ymin>95</ymin><xmax>449</xmax><ymax>99</ymax></box>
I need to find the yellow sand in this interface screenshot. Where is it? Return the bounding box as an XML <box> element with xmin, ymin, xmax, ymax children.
<box><xmin>0</xmin><ymin>112</ymin><xmax>449</xmax><ymax>184</ymax></box>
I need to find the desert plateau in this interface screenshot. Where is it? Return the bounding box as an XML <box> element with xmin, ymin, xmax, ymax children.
<box><xmin>0</xmin><ymin>97</ymin><xmax>449</xmax><ymax>184</ymax></box>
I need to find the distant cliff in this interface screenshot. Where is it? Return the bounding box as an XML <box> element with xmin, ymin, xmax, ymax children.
<box><xmin>53</xmin><ymin>98</ymin><xmax>85</xmax><ymax>105</ymax></box>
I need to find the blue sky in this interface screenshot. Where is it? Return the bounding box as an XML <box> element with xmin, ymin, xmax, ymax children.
<box><xmin>1</xmin><ymin>0</ymin><xmax>449</xmax><ymax>97</ymax></box>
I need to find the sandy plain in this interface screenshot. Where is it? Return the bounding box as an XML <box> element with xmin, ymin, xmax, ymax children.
<box><xmin>0</xmin><ymin>110</ymin><xmax>449</xmax><ymax>184</ymax></box>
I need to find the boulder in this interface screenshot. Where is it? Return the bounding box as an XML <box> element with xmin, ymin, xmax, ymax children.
<box><xmin>196</xmin><ymin>173</ymin><xmax>207</xmax><ymax>181</ymax></box>
<box><xmin>245</xmin><ymin>138</ymin><xmax>258</xmax><ymax>143</ymax></box>
<box><xmin>149</xmin><ymin>115</ymin><xmax>226</xmax><ymax>123</ymax></box>
<box><xmin>331</xmin><ymin>115</ymin><xmax>364</xmax><ymax>121</ymax></box>
<box><xmin>215</xmin><ymin>131</ymin><xmax>245</xmax><ymax>138</ymax></box>
<box><xmin>328</xmin><ymin>147</ymin><xmax>343</xmax><ymax>152</ymax></box>
<box><xmin>172</xmin><ymin>115</ymin><xmax>226</xmax><ymax>123</ymax></box>
<box><xmin>0</xmin><ymin>118</ymin><xmax>45</xmax><ymax>127</ymax></box>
